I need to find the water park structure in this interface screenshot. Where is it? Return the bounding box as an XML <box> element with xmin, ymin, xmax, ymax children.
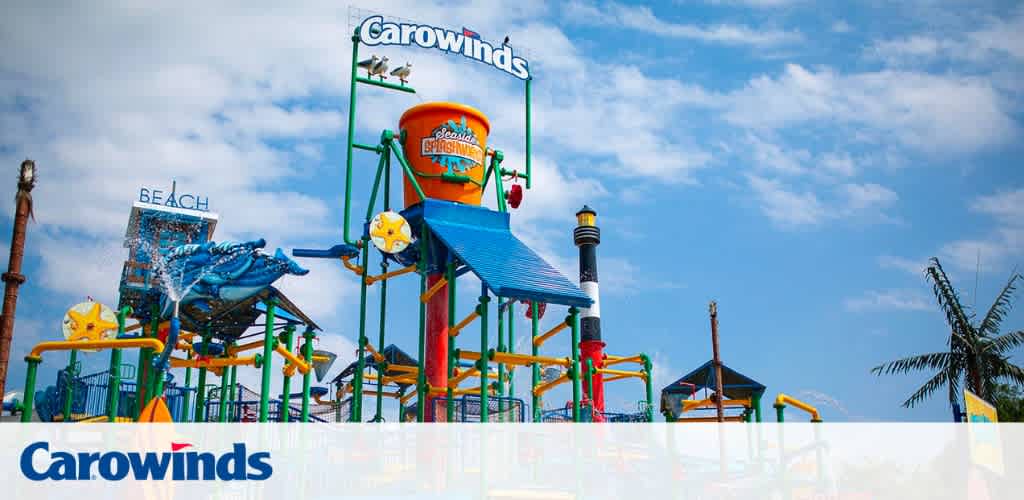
<box><xmin>0</xmin><ymin>11</ymin><xmax>829</xmax><ymax>426</ymax></box>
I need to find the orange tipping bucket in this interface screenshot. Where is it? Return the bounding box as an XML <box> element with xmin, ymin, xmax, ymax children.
<box><xmin>399</xmin><ymin>102</ymin><xmax>491</xmax><ymax>208</ymax></box>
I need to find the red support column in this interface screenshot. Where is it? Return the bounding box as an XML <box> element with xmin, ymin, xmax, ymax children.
<box><xmin>424</xmin><ymin>273</ymin><xmax>448</xmax><ymax>421</ymax></box>
<box><xmin>580</xmin><ymin>339</ymin><xmax>606</xmax><ymax>413</ymax></box>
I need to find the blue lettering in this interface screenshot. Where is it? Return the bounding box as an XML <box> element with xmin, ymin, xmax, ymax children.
<box><xmin>139</xmin><ymin>187</ymin><xmax>150</xmax><ymax>203</ymax></box>
<box><xmin>165</xmin><ymin>191</ymin><xmax>178</xmax><ymax>208</ymax></box>
<box><xmin>98</xmin><ymin>452</ymin><xmax>129</xmax><ymax>480</ymax></box>
<box><xmin>129</xmin><ymin>450</ymin><xmax>172</xmax><ymax>480</ymax></box>
<box><xmin>49</xmin><ymin>452</ymin><xmax>77</xmax><ymax>480</ymax></box>
<box><xmin>19</xmin><ymin>441</ymin><xmax>49</xmax><ymax>481</ymax></box>
<box><xmin>216</xmin><ymin>444</ymin><xmax>247</xmax><ymax>481</ymax></box>
<box><xmin>151</xmin><ymin>190</ymin><xmax>163</xmax><ymax>205</ymax></box>
<box><xmin>186</xmin><ymin>451</ymin><xmax>216</xmax><ymax>480</ymax></box>
<box><xmin>195</xmin><ymin>197</ymin><xmax>209</xmax><ymax>211</ymax></box>
<box><xmin>172</xmin><ymin>451</ymin><xmax>185</xmax><ymax>480</ymax></box>
<box><xmin>246</xmin><ymin>452</ymin><xmax>273</xmax><ymax>480</ymax></box>
<box><xmin>178</xmin><ymin>194</ymin><xmax>195</xmax><ymax>209</ymax></box>
<box><xmin>76</xmin><ymin>452</ymin><xmax>100</xmax><ymax>480</ymax></box>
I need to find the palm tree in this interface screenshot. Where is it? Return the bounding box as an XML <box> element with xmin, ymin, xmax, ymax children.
<box><xmin>872</xmin><ymin>257</ymin><xmax>1024</xmax><ymax>408</ymax></box>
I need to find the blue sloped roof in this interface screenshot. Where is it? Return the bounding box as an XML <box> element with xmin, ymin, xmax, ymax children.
<box><xmin>417</xmin><ymin>200</ymin><xmax>592</xmax><ymax>308</ymax></box>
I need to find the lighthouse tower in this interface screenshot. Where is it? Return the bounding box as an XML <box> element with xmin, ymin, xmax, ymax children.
<box><xmin>574</xmin><ymin>206</ymin><xmax>605</xmax><ymax>414</ymax></box>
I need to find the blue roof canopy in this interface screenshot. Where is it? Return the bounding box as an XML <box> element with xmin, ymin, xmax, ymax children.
<box><xmin>407</xmin><ymin>199</ymin><xmax>592</xmax><ymax>309</ymax></box>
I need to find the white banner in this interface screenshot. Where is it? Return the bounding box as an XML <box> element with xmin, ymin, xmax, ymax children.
<box><xmin>2</xmin><ymin>423</ymin><xmax>1022</xmax><ymax>499</ymax></box>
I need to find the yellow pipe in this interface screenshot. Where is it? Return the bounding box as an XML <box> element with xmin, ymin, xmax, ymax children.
<box><xmin>364</xmin><ymin>343</ymin><xmax>386</xmax><ymax>363</ymax></box>
<box><xmin>595</xmin><ymin>368</ymin><xmax>647</xmax><ymax>380</ymax></box>
<box><xmin>676</xmin><ymin>416</ymin><xmax>746</xmax><ymax>423</ymax></box>
<box><xmin>532</xmin><ymin>321</ymin><xmax>568</xmax><ymax>347</ymax></box>
<box><xmin>365</xmin><ymin>264</ymin><xmax>416</xmax><ymax>285</ymax></box>
<box><xmin>603</xmin><ymin>374</ymin><xmax>634</xmax><ymax>383</ymax></box>
<box><xmin>533</xmin><ymin>373</ymin><xmax>569</xmax><ymax>396</ymax></box>
<box><xmin>275</xmin><ymin>344</ymin><xmax>311</xmax><ymax>375</ymax></box>
<box><xmin>682</xmin><ymin>398</ymin><xmax>751</xmax><ymax>413</ymax></box>
<box><xmin>311</xmin><ymin>354</ymin><xmax>331</xmax><ymax>363</ymax></box>
<box><xmin>603</xmin><ymin>355</ymin><xmax>643</xmax><ymax>367</ymax></box>
<box><xmin>399</xmin><ymin>390</ymin><xmax>417</xmax><ymax>406</ymax></box>
<box><xmin>228</xmin><ymin>340</ymin><xmax>264</xmax><ymax>356</ymax></box>
<box><xmin>449</xmin><ymin>367</ymin><xmax>479</xmax><ymax>388</ymax></box>
<box><xmin>341</xmin><ymin>255</ymin><xmax>363</xmax><ymax>276</ymax></box>
<box><xmin>458</xmin><ymin>349</ymin><xmax>571</xmax><ymax>368</ymax></box>
<box><xmin>449</xmin><ymin>311</ymin><xmax>479</xmax><ymax>337</ymax></box>
<box><xmin>775</xmin><ymin>393</ymin><xmax>822</xmax><ymax>422</ymax></box>
<box><xmin>169</xmin><ymin>355</ymin><xmax>258</xmax><ymax>369</ymax></box>
<box><xmin>386</xmin><ymin>364</ymin><xmax>419</xmax><ymax>374</ymax></box>
<box><xmin>420</xmin><ymin>276</ymin><xmax>448</xmax><ymax>303</ymax></box>
<box><xmin>29</xmin><ymin>338</ymin><xmax>165</xmax><ymax>359</ymax></box>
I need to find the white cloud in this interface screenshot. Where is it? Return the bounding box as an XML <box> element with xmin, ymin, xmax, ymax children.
<box><xmin>878</xmin><ymin>255</ymin><xmax>926</xmax><ymax>275</ymax></box>
<box><xmin>867</xmin><ymin>9</ymin><xmax>1024</xmax><ymax>65</ymax></box>
<box><xmin>746</xmin><ymin>174</ymin><xmax>827</xmax><ymax>227</ymax></box>
<box><xmin>721</xmin><ymin>64</ymin><xmax>1020</xmax><ymax>155</ymax></box>
<box><xmin>831</xmin><ymin>20</ymin><xmax>852</xmax><ymax>33</ymax></box>
<box><xmin>564</xmin><ymin>1</ymin><xmax>802</xmax><ymax>47</ymax></box>
<box><xmin>844</xmin><ymin>289</ymin><xmax>931</xmax><ymax>312</ymax></box>
<box><xmin>840</xmin><ymin>183</ymin><xmax>897</xmax><ymax>212</ymax></box>
<box><xmin>940</xmin><ymin>188</ymin><xmax>1024</xmax><ymax>273</ymax></box>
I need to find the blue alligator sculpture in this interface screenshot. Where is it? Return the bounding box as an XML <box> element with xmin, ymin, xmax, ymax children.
<box><xmin>151</xmin><ymin>238</ymin><xmax>308</xmax><ymax>372</ymax></box>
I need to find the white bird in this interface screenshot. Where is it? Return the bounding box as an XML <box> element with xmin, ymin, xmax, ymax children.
<box><xmin>389</xmin><ymin>62</ymin><xmax>412</xmax><ymax>84</ymax></box>
<box><xmin>357</xmin><ymin>55</ymin><xmax>379</xmax><ymax>78</ymax></box>
<box><xmin>369</xmin><ymin>56</ymin><xmax>389</xmax><ymax>80</ymax></box>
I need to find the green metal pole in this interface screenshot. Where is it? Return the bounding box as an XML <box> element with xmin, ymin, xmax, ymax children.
<box><xmin>754</xmin><ymin>394</ymin><xmax>763</xmax><ymax>422</ymax></box>
<box><xmin>145</xmin><ymin>311</ymin><xmax>160</xmax><ymax>408</ymax></box>
<box><xmin>301</xmin><ymin>328</ymin><xmax>314</xmax><ymax>422</ymax></box>
<box><xmin>416</xmin><ymin>271</ymin><xmax>427</xmax><ymax>422</ymax></box>
<box><xmin>342</xmin><ymin>32</ymin><xmax>360</xmax><ymax>246</ymax></box>
<box><xmin>446</xmin><ymin>261</ymin><xmax>456</xmax><ymax>422</ymax></box>
<box><xmin>181</xmin><ymin>351</ymin><xmax>192</xmax><ymax>423</ymax></box>
<box><xmin>217</xmin><ymin>358</ymin><xmax>230</xmax><ymax>422</ymax></box>
<box><xmin>641</xmin><ymin>354</ymin><xmax>654</xmax><ymax>422</ymax></box>
<box><xmin>259</xmin><ymin>298</ymin><xmax>277</xmax><ymax>423</ymax></box>
<box><xmin>21</xmin><ymin>357</ymin><xmax>40</xmax><ymax>422</ymax></box>
<box><xmin>525</xmin><ymin>77</ymin><xmax>532</xmax><ymax>189</ymax></box>
<box><xmin>280</xmin><ymin>325</ymin><xmax>295</xmax><ymax>422</ymax></box>
<box><xmin>61</xmin><ymin>349</ymin><xmax>78</xmax><ymax>422</ymax></box>
<box><xmin>375</xmin><ymin>260</ymin><xmax>388</xmax><ymax>422</ymax></box>
<box><xmin>530</xmin><ymin>302</ymin><xmax>541</xmax><ymax>422</ymax></box>
<box><xmin>497</xmin><ymin>298</ymin><xmax>506</xmax><ymax>411</ymax></box>
<box><xmin>227</xmin><ymin>364</ymin><xmax>238</xmax><ymax>422</ymax></box>
<box><xmin>507</xmin><ymin>301</ymin><xmax>515</xmax><ymax>402</ymax></box>
<box><xmin>774</xmin><ymin>403</ymin><xmax>785</xmax><ymax>423</ymax></box>
<box><xmin>352</xmin><ymin>242</ymin><xmax>370</xmax><ymax>422</ymax></box>
<box><xmin>569</xmin><ymin>308</ymin><xmax>581</xmax><ymax>422</ymax></box>
<box><xmin>584</xmin><ymin>359</ymin><xmax>594</xmax><ymax>401</ymax></box>
<box><xmin>107</xmin><ymin>305</ymin><xmax>131</xmax><ymax>422</ymax></box>
<box><xmin>479</xmin><ymin>290</ymin><xmax>491</xmax><ymax>422</ymax></box>
<box><xmin>194</xmin><ymin>330</ymin><xmax>210</xmax><ymax>422</ymax></box>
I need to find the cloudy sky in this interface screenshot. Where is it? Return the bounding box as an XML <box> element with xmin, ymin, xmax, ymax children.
<box><xmin>1</xmin><ymin>0</ymin><xmax>1022</xmax><ymax>421</ymax></box>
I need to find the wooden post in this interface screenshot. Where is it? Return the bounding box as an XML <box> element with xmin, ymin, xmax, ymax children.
<box><xmin>0</xmin><ymin>159</ymin><xmax>36</xmax><ymax>399</ymax></box>
<box><xmin>710</xmin><ymin>301</ymin><xmax>724</xmax><ymax>423</ymax></box>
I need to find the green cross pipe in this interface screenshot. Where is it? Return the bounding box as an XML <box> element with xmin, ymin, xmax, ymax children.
<box><xmin>641</xmin><ymin>354</ymin><xmax>654</xmax><ymax>422</ymax></box>
<box><xmin>416</xmin><ymin>271</ymin><xmax>427</xmax><ymax>422</ymax></box>
<box><xmin>280</xmin><ymin>325</ymin><xmax>295</xmax><ymax>422</ymax></box>
<box><xmin>497</xmin><ymin>298</ymin><xmax>506</xmax><ymax>413</ymax></box>
<box><xmin>194</xmin><ymin>330</ymin><xmax>211</xmax><ymax>422</ymax></box>
<box><xmin>774</xmin><ymin>403</ymin><xmax>785</xmax><ymax>423</ymax></box>
<box><xmin>507</xmin><ymin>303</ymin><xmax>515</xmax><ymax>401</ymax></box>
<box><xmin>351</xmin><ymin>242</ymin><xmax>370</xmax><ymax>422</ymax></box>
<box><xmin>375</xmin><ymin>260</ymin><xmax>388</xmax><ymax>423</ymax></box>
<box><xmin>61</xmin><ymin>349</ymin><xmax>78</xmax><ymax>422</ymax></box>
<box><xmin>479</xmin><ymin>292</ymin><xmax>491</xmax><ymax>422</ymax></box>
<box><xmin>181</xmin><ymin>351</ymin><xmax>192</xmax><ymax>423</ymax></box>
<box><xmin>145</xmin><ymin>311</ymin><xmax>160</xmax><ymax>407</ymax></box>
<box><xmin>530</xmin><ymin>302</ymin><xmax>541</xmax><ymax>422</ymax></box>
<box><xmin>227</xmin><ymin>364</ymin><xmax>238</xmax><ymax>421</ymax></box>
<box><xmin>301</xmin><ymin>328</ymin><xmax>314</xmax><ymax>422</ymax></box>
<box><xmin>218</xmin><ymin>358</ymin><xmax>230</xmax><ymax>422</ymax></box>
<box><xmin>107</xmin><ymin>306</ymin><xmax>132</xmax><ymax>422</ymax></box>
<box><xmin>20</xmin><ymin>357</ymin><xmax>40</xmax><ymax>422</ymax></box>
<box><xmin>259</xmin><ymin>298</ymin><xmax>277</xmax><ymax>423</ymax></box>
<box><xmin>342</xmin><ymin>33</ymin><xmax>360</xmax><ymax>246</ymax></box>
<box><xmin>569</xmin><ymin>308</ymin><xmax>581</xmax><ymax>422</ymax></box>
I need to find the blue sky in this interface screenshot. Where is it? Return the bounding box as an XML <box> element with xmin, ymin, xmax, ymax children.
<box><xmin>1</xmin><ymin>0</ymin><xmax>1023</xmax><ymax>421</ymax></box>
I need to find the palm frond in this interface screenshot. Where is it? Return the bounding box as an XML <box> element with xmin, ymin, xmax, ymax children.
<box><xmin>993</xmin><ymin>360</ymin><xmax>1024</xmax><ymax>387</ymax></box>
<box><xmin>871</xmin><ymin>352</ymin><xmax>951</xmax><ymax>376</ymax></box>
<box><xmin>983</xmin><ymin>330</ymin><xmax>1024</xmax><ymax>355</ymax></box>
<box><xmin>926</xmin><ymin>258</ymin><xmax>977</xmax><ymax>343</ymax></box>
<box><xmin>902</xmin><ymin>368</ymin><xmax>951</xmax><ymax>408</ymax></box>
<box><xmin>978</xmin><ymin>270</ymin><xmax>1021</xmax><ymax>336</ymax></box>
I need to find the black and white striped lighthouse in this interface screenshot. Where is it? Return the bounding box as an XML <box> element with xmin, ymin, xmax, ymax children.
<box><xmin>574</xmin><ymin>205</ymin><xmax>605</xmax><ymax>412</ymax></box>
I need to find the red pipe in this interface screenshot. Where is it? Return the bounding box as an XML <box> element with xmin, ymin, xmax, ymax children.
<box><xmin>424</xmin><ymin>273</ymin><xmax>448</xmax><ymax>421</ymax></box>
<box><xmin>580</xmin><ymin>339</ymin><xmax>605</xmax><ymax>413</ymax></box>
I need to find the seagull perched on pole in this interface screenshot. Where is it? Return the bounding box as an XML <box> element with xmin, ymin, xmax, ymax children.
<box><xmin>357</xmin><ymin>55</ymin><xmax>379</xmax><ymax>78</ymax></box>
<box><xmin>390</xmin><ymin>62</ymin><xmax>412</xmax><ymax>84</ymax></box>
<box><xmin>369</xmin><ymin>56</ymin><xmax>389</xmax><ymax>80</ymax></box>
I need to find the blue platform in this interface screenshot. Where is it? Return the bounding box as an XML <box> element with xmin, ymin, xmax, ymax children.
<box><xmin>409</xmin><ymin>199</ymin><xmax>592</xmax><ymax>309</ymax></box>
